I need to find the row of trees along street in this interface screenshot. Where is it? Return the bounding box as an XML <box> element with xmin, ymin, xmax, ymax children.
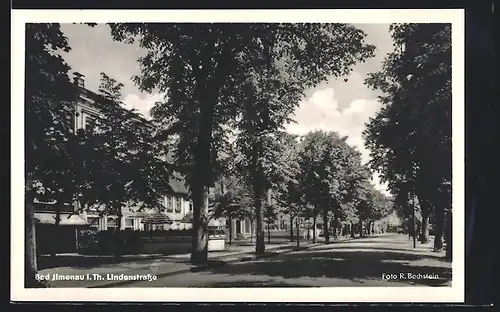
<box><xmin>24</xmin><ymin>22</ymin><xmax>451</xmax><ymax>288</ymax></box>
<box><xmin>363</xmin><ymin>23</ymin><xmax>452</xmax><ymax>259</ymax></box>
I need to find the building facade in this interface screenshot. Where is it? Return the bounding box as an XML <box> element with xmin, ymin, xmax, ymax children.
<box><xmin>33</xmin><ymin>72</ymin><xmax>195</xmax><ymax>237</ymax></box>
<box><xmin>227</xmin><ymin>219</ymin><xmax>254</xmax><ymax>239</ymax></box>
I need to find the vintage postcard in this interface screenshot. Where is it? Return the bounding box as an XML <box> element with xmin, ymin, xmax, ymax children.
<box><xmin>11</xmin><ymin>9</ymin><xmax>465</xmax><ymax>303</ymax></box>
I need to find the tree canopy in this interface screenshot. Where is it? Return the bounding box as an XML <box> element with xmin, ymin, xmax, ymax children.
<box><xmin>77</xmin><ymin>73</ymin><xmax>173</xmax><ymax>215</ymax></box>
<box><xmin>107</xmin><ymin>23</ymin><xmax>376</xmax><ymax>261</ymax></box>
<box><xmin>363</xmin><ymin>23</ymin><xmax>451</xmax><ymax>250</ymax></box>
<box><xmin>25</xmin><ymin>23</ymin><xmax>81</xmax><ymax>287</ymax></box>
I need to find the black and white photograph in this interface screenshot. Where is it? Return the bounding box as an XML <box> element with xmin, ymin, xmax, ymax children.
<box><xmin>11</xmin><ymin>9</ymin><xmax>464</xmax><ymax>303</ymax></box>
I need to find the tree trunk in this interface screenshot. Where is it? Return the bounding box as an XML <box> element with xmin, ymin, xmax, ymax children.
<box><xmin>295</xmin><ymin>217</ymin><xmax>300</xmax><ymax>248</ymax></box>
<box><xmin>190</xmin><ymin>184</ymin><xmax>208</xmax><ymax>264</ymax></box>
<box><xmin>351</xmin><ymin>222</ymin><xmax>355</xmax><ymax>238</ymax></box>
<box><xmin>332</xmin><ymin>214</ymin><xmax>337</xmax><ymax>240</ymax></box>
<box><xmin>322</xmin><ymin>208</ymin><xmax>329</xmax><ymax>243</ymax></box>
<box><xmin>358</xmin><ymin>219</ymin><xmax>363</xmax><ymax>237</ymax></box>
<box><xmin>250</xmin><ymin>219</ymin><xmax>254</xmax><ymax>243</ymax></box>
<box><xmin>249</xmin><ymin>220</ymin><xmax>252</xmax><ymax>243</ymax></box>
<box><xmin>228</xmin><ymin>217</ymin><xmax>232</xmax><ymax>246</ymax></box>
<box><xmin>254</xmin><ymin>191</ymin><xmax>265</xmax><ymax>254</ymax></box>
<box><xmin>25</xmin><ymin>193</ymin><xmax>43</xmax><ymax>288</ymax></box>
<box><xmin>189</xmin><ymin>44</ymin><xmax>226</xmax><ymax>263</ymax></box>
<box><xmin>434</xmin><ymin>206</ymin><xmax>445</xmax><ymax>252</ymax></box>
<box><xmin>251</xmin><ymin>146</ymin><xmax>265</xmax><ymax>254</ymax></box>
<box><xmin>414</xmin><ymin>190</ymin><xmax>433</xmax><ymax>243</ymax></box>
<box><xmin>267</xmin><ymin>221</ymin><xmax>271</xmax><ymax>244</ymax></box>
<box><xmin>312</xmin><ymin>212</ymin><xmax>317</xmax><ymax>244</ymax></box>
<box><xmin>290</xmin><ymin>217</ymin><xmax>294</xmax><ymax>241</ymax></box>
<box><xmin>266</xmin><ymin>188</ymin><xmax>272</xmax><ymax>245</ymax></box>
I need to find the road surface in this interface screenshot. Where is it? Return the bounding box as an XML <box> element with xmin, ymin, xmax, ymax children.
<box><xmin>120</xmin><ymin>233</ymin><xmax>452</xmax><ymax>287</ymax></box>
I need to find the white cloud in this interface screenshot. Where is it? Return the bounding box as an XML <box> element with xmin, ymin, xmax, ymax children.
<box><xmin>286</xmin><ymin>87</ymin><xmax>390</xmax><ymax>195</ymax></box>
<box><xmin>122</xmin><ymin>93</ymin><xmax>164</xmax><ymax>120</ymax></box>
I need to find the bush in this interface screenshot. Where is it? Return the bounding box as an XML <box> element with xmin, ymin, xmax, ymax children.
<box><xmin>78</xmin><ymin>229</ymin><xmax>101</xmax><ymax>255</ymax></box>
<box><xmin>78</xmin><ymin>229</ymin><xmax>143</xmax><ymax>255</ymax></box>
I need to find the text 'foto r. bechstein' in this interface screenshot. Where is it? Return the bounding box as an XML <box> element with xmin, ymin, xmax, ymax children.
<box><xmin>23</xmin><ymin>22</ymin><xmax>452</xmax><ymax>289</ymax></box>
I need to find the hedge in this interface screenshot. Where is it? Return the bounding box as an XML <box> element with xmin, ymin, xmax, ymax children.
<box><xmin>78</xmin><ymin>229</ymin><xmax>143</xmax><ymax>255</ymax></box>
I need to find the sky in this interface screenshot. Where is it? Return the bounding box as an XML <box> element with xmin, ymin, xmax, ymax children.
<box><xmin>58</xmin><ymin>23</ymin><xmax>394</xmax><ymax>195</ymax></box>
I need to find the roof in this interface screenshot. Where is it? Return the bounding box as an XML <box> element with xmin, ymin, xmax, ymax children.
<box><xmin>77</xmin><ymin>85</ymin><xmax>154</xmax><ymax>127</ymax></box>
<box><xmin>141</xmin><ymin>213</ymin><xmax>173</xmax><ymax>225</ymax></box>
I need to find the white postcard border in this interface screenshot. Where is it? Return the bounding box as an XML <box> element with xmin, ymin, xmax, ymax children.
<box><xmin>11</xmin><ymin>9</ymin><xmax>465</xmax><ymax>303</ymax></box>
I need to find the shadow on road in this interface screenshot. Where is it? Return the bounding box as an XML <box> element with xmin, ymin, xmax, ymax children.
<box><xmin>199</xmin><ymin>246</ymin><xmax>452</xmax><ymax>287</ymax></box>
<box><xmin>194</xmin><ymin>280</ymin><xmax>307</xmax><ymax>287</ymax></box>
<box><xmin>310</xmin><ymin>246</ymin><xmax>448</xmax><ymax>261</ymax></box>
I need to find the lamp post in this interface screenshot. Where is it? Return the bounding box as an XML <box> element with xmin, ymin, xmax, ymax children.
<box><xmin>412</xmin><ymin>194</ymin><xmax>416</xmax><ymax>248</ymax></box>
<box><xmin>412</xmin><ymin>163</ymin><xmax>416</xmax><ymax>249</ymax></box>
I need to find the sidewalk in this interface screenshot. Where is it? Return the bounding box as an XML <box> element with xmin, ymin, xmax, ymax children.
<box><xmin>40</xmin><ymin>238</ymin><xmax>352</xmax><ymax>288</ymax></box>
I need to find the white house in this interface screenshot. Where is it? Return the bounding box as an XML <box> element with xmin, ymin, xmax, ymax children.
<box><xmin>33</xmin><ymin>73</ymin><xmax>196</xmax><ymax>253</ymax></box>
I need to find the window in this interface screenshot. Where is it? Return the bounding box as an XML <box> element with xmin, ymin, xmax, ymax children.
<box><xmin>124</xmin><ymin>218</ymin><xmax>134</xmax><ymax>229</ymax></box>
<box><xmin>84</xmin><ymin>114</ymin><xmax>96</xmax><ymax>132</ymax></box>
<box><xmin>88</xmin><ymin>217</ymin><xmax>100</xmax><ymax>230</ymax></box>
<box><xmin>106</xmin><ymin>217</ymin><xmax>117</xmax><ymax>231</ymax></box>
<box><xmin>175</xmin><ymin>197</ymin><xmax>182</xmax><ymax>213</ymax></box>
<box><xmin>166</xmin><ymin>196</ymin><xmax>173</xmax><ymax>212</ymax></box>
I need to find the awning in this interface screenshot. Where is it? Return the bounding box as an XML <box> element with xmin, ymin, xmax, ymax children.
<box><xmin>34</xmin><ymin>213</ymin><xmax>88</xmax><ymax>226</ymax></box>
<box><xmin>141</xmin><ymin>213</ymin><xmax>173</xmax><ymax>225</ymax></box>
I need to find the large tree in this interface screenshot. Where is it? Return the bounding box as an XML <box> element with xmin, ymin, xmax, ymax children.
<box><xmin>25</xmin><ymin>23</ymin><xmax>80</xmax><ymax>287</ymax></box>
<box><xmin>356</xmin><ymin>181</ymin><xmax>393</xmax><ymax>236</ymax></box>
<box><xmin>363</xmin><ymin>23</ymin><xmax>451</xmax><ymax>254</ymax></box>
<box><xmin>210</xmin><ymin>175</ymin><xmax>253</xmax><ymax>245</ymax></box>
<box><xmin>233</xmin><ymin>130</ymin><xmax>302</xmax><ymax>253</ymax></box>
<box><xmin>108</xmin><ymin>23</ymin><xmax>375</xmax><ymax>263</ymax></box>
<box><xmin>298</xmin><ymin>131</ymin><xmax>368</xmax><ymax>243</ymax></box>
<box><xmin>76</xmin><ymin>73</ymin><xmax>172</xmax><ymax>260</ymax></box>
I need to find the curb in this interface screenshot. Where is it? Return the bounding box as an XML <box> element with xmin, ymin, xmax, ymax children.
<box><xmin>88</xmin><ymin>241</ymin><xmax>337</xmax><ymax>288</ymax></box>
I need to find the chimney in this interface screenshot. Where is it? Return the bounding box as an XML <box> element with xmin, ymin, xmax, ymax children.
<box><xmin>73</xmin><ymin>72</ymin><xmax>85</xmax><ymax>88</ymax></box>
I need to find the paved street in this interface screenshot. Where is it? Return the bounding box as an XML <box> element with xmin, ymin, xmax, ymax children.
<box><xmin>120</xmin><ymin>234</ymin><xmax>452</xmax><ymax>287</ymax></box>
